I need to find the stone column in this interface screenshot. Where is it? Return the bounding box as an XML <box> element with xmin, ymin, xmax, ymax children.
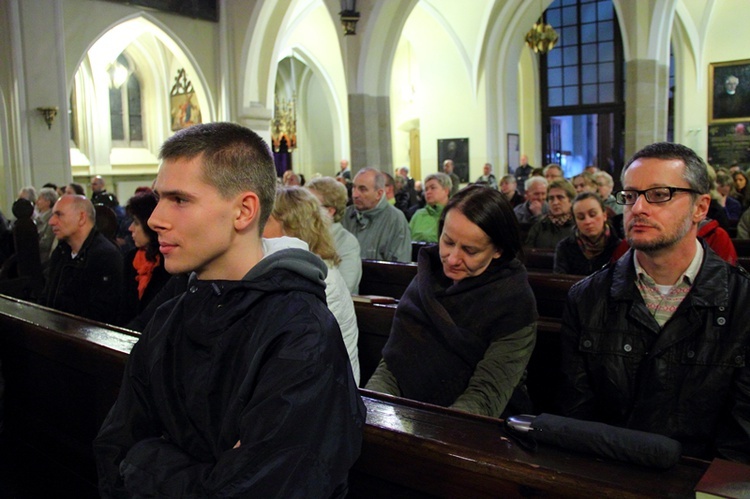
<box><xmin>624</xmin><ymin>58</ymin><xmax>670</xmax><ymax>157</ymax></box>
<box><xmin>348</xmin><ymin>93</ymin><xmax>392</xmax><ymax>173</ymax></box>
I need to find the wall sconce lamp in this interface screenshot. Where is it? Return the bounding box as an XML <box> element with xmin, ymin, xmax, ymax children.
<box><xmin>339</xmin><ymin>0</ymin><xmax>359</xmax><ymax>35</ymax></box>
<box><xmin>37</xmin><ymin>107</ymin><xmax>58</xmax><ymax>130</ymax></box>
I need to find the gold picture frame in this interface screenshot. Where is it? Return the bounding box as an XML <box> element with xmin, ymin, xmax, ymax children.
<box><xmin>709</xmin><ymin>59</ymin><xmax>750</xmax><ymax>123</ymax></box>
<box><xmin>170</xmin><ymin>69</ymin><xmax>202</xmax><ymax>131</ymax></box>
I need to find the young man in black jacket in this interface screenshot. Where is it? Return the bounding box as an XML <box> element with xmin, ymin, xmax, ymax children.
<box><xmin>95</xmin><ymin>122</ymin><xmax>365</xmax><ymax>497</ymax></box>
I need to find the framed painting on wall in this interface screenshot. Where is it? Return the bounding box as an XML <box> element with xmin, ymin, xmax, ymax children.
<box><xmin>437</xmin><ymin>138</ymin><xmax>469</xmax><ymax>183</ymax></box>
<box><xmin>170</xmin><ymin>92</ymin><xmax>201</xmax><ymax>131</ymax></box>
<box><xmin>709</xmin><ymin>59</ymin><xmax>750</xmax><ymax>123</ymax></box>
<box><xmin>170</xmin><ymin>68</ymin><xmax>202</xmax><ymax>131</ymax></box>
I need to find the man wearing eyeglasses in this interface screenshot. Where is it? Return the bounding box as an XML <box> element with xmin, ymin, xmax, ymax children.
<box><xmin>559</xmin><ymin>142</ymin><xmax>750</xmax><ymax>462</ymax></box>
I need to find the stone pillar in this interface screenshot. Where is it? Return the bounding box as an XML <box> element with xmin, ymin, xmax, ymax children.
<box><xmin>8</xmin><ymin>0</ymin><xmax>72</xmax><ymax>193</ymax></box>
<box><xmin>239</xmin><ymin>103</ymin><xmax>273</xmax><ymax>149</ymax></box>
<box><xmin>348</xmin><ymin>93</ymin><xmax>392</xmax><ymax>174</ymax></box>
<box><xmin>624</xmin><ymin>58</ymin><xmax>670</xmax><ymax>157</ymax></box>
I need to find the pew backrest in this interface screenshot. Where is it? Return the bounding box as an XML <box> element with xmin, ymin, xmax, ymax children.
<box><xmin>0</xmin><ymin>294</ymin><xmax>709</xmax><ymax>498</ymax></box>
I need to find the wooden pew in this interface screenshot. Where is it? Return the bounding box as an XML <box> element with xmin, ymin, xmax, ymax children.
<box><xmin>0</xmin><ymin>296</ymin><xmax>135</xmax><ymax>496</ymax></box>
<box><xmin>0</xmin><ymin>295</ymin><xmax>710</xmax><ymax>498</ymax></box>
<box><xmin>360</xmin><ymin>259</ymin><xmax>581</xmax><ymax>320</ymax></box>
<box><xmin>523</xmin><ymin>247</ymin><xmax>555</xmax><ymax>272</ymax></box>
<box><xmin>359</xmin><ymin>259</ymin><xmax>417</xmax><ymax>298</ymax></box>
<box><xmin>351</xmin><ymin>391</ymin><xmax>708</xmax><ymax>498</ymax></box>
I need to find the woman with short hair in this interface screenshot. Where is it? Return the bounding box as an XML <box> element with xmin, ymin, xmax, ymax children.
<box><xmin>366</xmin><ymin>185</ymin><xmax>537</xmax><ymax>418</ymax></box>
<box><xmin>306</xmin><ymin>176</ymin><xmax>362</xmax><ymax>294</ymax></box>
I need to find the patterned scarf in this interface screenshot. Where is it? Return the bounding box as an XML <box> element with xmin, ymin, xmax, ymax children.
<box><xmin>576</xmin><ymin>224</ymin><xmax>610</xmax><ymax>260</ymax></box>
<box><xmin>133</xmin><ymin>249</ymin><xmax>160</xmax><ymax>300</ymax></box>
<box><xmin>547</xmin><ymin>212</ymin><xmax>572</xmax><ymax>227</ymax></box>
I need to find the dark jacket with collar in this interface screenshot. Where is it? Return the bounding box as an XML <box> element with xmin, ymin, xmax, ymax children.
<box><xmin>560</xmin><ymin>242</ymin><xmax>750</xmax><ymax>462</ymax></box>
<box><xmin>41</xmin><ymin>227</ymin><xmax>123</xmax><ymax>323</ymax></box>
<box><xmin>94</xmin><ymin>246</ymin><xmax>365</xmax><ymax>497</ymax></box>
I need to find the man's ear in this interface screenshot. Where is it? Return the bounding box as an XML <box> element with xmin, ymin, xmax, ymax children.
<box><xmin>692</xmin><ymin>193</ymin><xmax>711</xmax><ymax>223</ymax></box>
<box><xmin>78</xmin><ymin>209</ymin><xmax>88</xmax><ymax>227</ymax></box>
<box><xmin>235</xmin><ymin>192</ymin><xmax>261</xmax><ymax>231</ymax></box>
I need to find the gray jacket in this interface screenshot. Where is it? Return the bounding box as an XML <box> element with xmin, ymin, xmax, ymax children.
<box><xmin>342</xmin><ymin>195</ymin><xmax>411</xmax><ymax>262</ymax></box>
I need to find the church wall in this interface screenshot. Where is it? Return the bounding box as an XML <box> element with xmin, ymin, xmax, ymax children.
<box><xmin>394</xmin><ymin>4</ymin><xmax>488</xmax><ymax>183</ymax></box>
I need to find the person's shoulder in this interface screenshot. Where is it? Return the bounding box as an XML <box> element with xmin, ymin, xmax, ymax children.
<box><xmin>384</xmin><ymin>202</ymin><xmax>409</xmax><ymax>223</ymax></box>
<box><xmin>568</xmin><ymin>257</ymin><xmax>617</xmax><ymax>297</ymax></box>
<box><xmin>556</xmin><ymin>233</ymin><xmax>577</xmax><ymax>250</ymax></box>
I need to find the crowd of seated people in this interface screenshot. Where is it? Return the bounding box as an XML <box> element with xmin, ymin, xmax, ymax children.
<box><xmin>3</xmin><ymin>137</ymin><xmax>750</xmax><ymax>491</ymax></box>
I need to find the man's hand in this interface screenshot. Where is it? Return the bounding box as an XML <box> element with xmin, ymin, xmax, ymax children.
<box><xmin>529</xmin><ymin>200</ymin><xmax>544</xmax><ymax>216</ymax></box>
<box><xmin>233</xmin><ymin>440</ymin><xmax>241</xmax><ymax>449</ymax></box>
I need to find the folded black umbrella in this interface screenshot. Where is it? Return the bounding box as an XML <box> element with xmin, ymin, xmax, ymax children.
<box><xmin>506</xmin><ymin>413</ymin><xmax>682</xmax><ymax>469</ymax></box>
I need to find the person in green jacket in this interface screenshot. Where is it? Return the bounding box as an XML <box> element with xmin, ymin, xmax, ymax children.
<box><xmin>409</xmin><ymin>173</ymin><xmax>452</xmax><ymax>243</ymax></box>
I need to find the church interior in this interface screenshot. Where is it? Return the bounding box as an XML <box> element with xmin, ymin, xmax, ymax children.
<box><xmin>1</xmin><ymin>0</ymin><xmax>750</xmax><ymax>496</ymax></box>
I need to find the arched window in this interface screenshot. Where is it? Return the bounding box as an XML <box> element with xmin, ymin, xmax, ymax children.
<box><xmin>540</xmin><ymin>0</ymin><xmax>624</xmax><ymax>178</ymax></box>
<box><xmin>109</xmin><ymin>53</ymin><xmax>144</xmax><ymax>146</ymax></box>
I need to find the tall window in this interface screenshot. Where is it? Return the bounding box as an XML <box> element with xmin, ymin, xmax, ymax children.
<box><xmin>540</xmin><ymin>0</ymin><xmax>624</xmax><ymax>178</ymax></box>
<box><xmin>667</xmin><ymin>47</ymin><xmax>675</xmax><ymax>143</ymax></box>
<box><xmin>109</xmin><ymin>54</ymin><xmax>144</xmax><ymax>146</ymax></box>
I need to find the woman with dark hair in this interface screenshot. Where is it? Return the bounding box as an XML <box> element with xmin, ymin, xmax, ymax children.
<box><xmin>732</xmin><ymin>171</ymin><xmax>750</xmax><ymax>209</ymax></box>
<box><xmin>365</xmin><ymin>185</ymin><xmax>537</xmax><ymax>417</ymax></box>
<box><xmin>119</xmin><ymin>192</ymin><xmax>170</xmax><ymax>325</ymax></box>
<box><xmin>554</xmin><ymin>192</ymin><xmax>622</xmax><ymax>275</ymax></box>
<box><xmin>65</xmin><ymin>182</ymin><xmax>86</xmax><ymax>196</ymax></box>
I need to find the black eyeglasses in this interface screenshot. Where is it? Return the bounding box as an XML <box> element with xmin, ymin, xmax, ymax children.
<box><xmin>615</xmin><ymin>187</ymin><xmax>700</xmax><ymax>205</ymax></box>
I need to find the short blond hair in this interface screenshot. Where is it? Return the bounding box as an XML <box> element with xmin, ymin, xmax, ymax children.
<box><xmin>306</xmin><ymin>177</ymin><xmax>348</xmax><ymax>223</ymax></box>
<box><xmin>272</xmin><ymin>186</ymin><xmax>340</xmax><ymax>265</ymax></box>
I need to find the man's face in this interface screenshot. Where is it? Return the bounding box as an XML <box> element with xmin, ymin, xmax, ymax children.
<box><xmin>424</xmin><ymin>179</ymin><xmax>449</xmax><ymax>207</ymax></box>
<box><xmin>36</xmin><ymin>196</ymin><xmax>52</xmax><ymax>212</ymax></box>
<box><xmin>483</xmin><ymin>164</ymin><xmax>491</xmax><ymax>176</ymax></box>
<box><xmin>597</xmin><ymin>180</ymin><xmax>612</xmax><ymax>198</ymax></box>
<box><xmin>623</xmin><ymin>158</ymin><xmax>707</xmax><ymax>254</ymax></box>
<box><xmin>545</xmin><ymin>167</ymin><xmax>563</xmax><ymax>182</ymax></box>
<box><xmin>340</xmin><ymin>160</ymin><xmax>348</xmax><ymax>171</ymax></box>
<box><xmin>91</xmin><ymin>177</ymin><xmax>104</xmax><ymax>193</ymax></box>
<box><xmin>443</xmin><ymin>161</ymin><xmax>454</xmax><ymax>174</ymax></box>
<box><xmin>49</xmin><ymin>196</ymin><xmax>84</xmax><ymax>242</ymax></box>
<box><xmin>520</xmin><ymin>155</ymin><xmax>528</xmax><ymax>166</ymax></box>
<box><xmin>547</xmin><ymin>188</ymin><xmax>571</xmax><ymax>216</ymax></box>
<box><xmin>525</xmin><ymin>182</ymin><xmax>547</xmax><ymax>203</ymax></box>
<box><xmin>149</xmin><ymin>156</ymin><xmax>243</xmax><ymax>279</ymax></box>
<box><xmin>725</xmin><ymin>78</ymin><xmax>739</xmax><ymax>95</ymax></box>
<box><xmin>352</xmin><ymin>171</ymin><xmax>382</xmax><ymax>211</ymax></box>
<box><xmin>500</xmin><ymin>179</ymin><xmax>516</xmax><ymax>195</ymax></box>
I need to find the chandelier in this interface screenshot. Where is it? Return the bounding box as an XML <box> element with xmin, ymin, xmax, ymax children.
<box><xmin>525</xmin><ymin>19</ymin><xmax>558</xmax><ymax>54</ymax></box>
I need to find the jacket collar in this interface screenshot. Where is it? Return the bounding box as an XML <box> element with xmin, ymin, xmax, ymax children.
<box><xmin>349</xmin><ymin>194</ymin><xmax>389</xmax><ymax>227</ymax></box>
<box><xmin>610</xmin><ymin>240</ymin><xmax>728</xmax><ymax>308</ymax></box>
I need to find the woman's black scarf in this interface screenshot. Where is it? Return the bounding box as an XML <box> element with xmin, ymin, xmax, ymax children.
<box><xmin>382</xmin><ymin>245</ymin><xmax>538</xmax><ymax>407</ymax></box>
